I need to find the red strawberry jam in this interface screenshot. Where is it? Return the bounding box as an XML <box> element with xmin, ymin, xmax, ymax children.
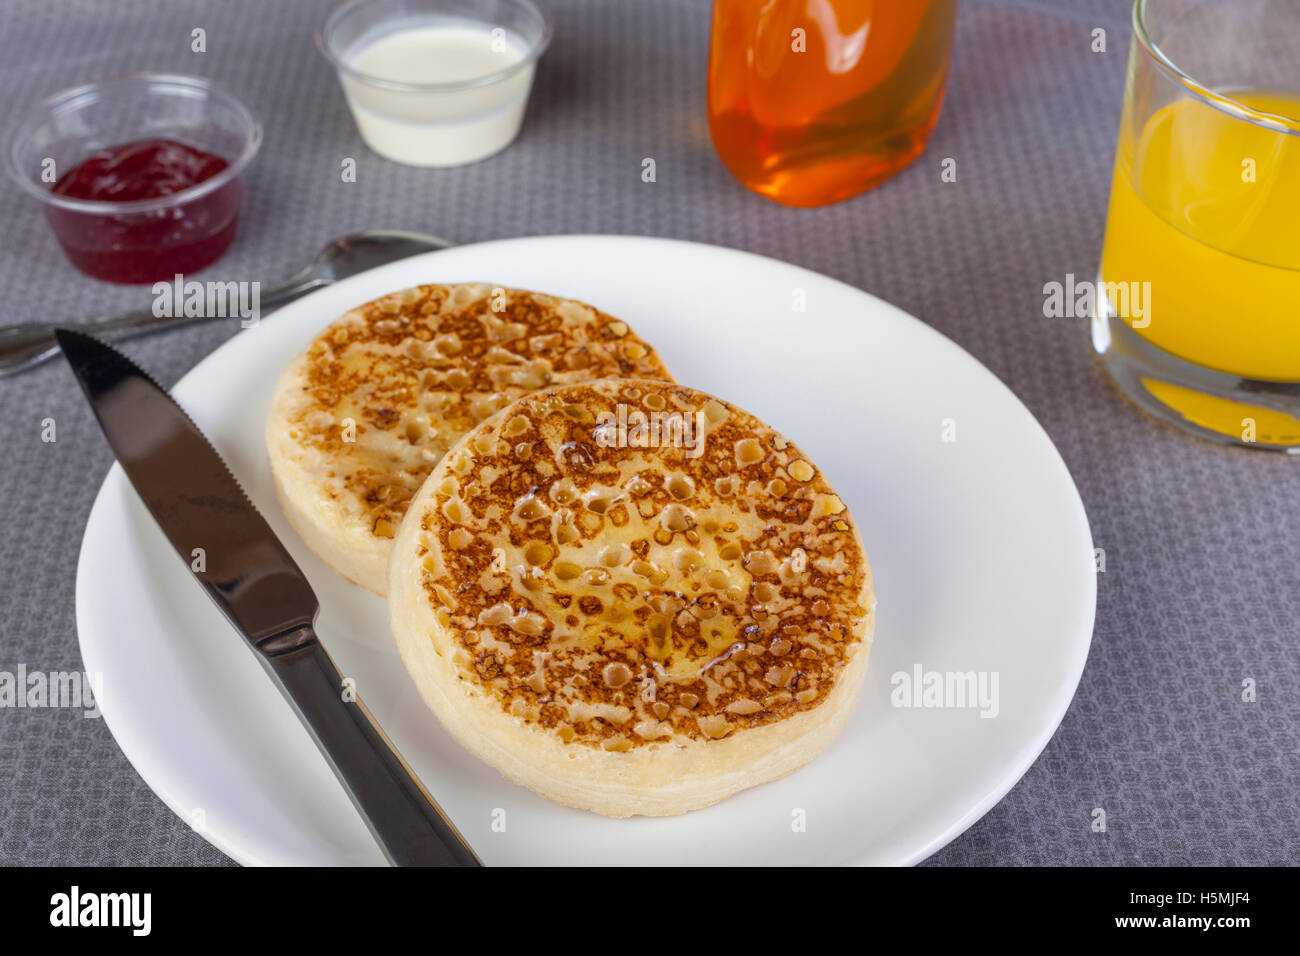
<box><xmin>48</xmin><ymin>138</ymin><xmax>241</xmax><ymax>283</ymax></box>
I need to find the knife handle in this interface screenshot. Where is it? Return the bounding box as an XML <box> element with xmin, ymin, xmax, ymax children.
<box><xmin>262</xmin><ymin>631</ymin><xmax>483</xmax><ymax>867</ymax></box>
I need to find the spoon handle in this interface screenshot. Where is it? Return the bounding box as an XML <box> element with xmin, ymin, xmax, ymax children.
<box><xmin>0</xmin><ymin>229</ymin><xmax>455</xmax><ymax>376</ymax></box>
<box><xmin>0</xmin><ymin>267</ymin><xmax>324</xmax><ymax>376</ymax></box>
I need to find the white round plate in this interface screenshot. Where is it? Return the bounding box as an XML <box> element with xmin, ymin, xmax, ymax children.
<box><xmin>76</xmin><ymin>235</ymin><xmax>1095</xmax><ymax>866</ymax></box>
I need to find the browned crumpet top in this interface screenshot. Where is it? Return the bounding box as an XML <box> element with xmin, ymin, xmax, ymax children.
<box><xmin>413</xmin><ymin>379</ymin><xmax>872</xmax><ymax>751</ymax></box>
<box><xmin>281</xmin><ymin>284</ymin><xmax>672</xmax><ymax>538</ymax></box>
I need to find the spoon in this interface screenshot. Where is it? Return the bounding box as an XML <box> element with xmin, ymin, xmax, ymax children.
<box><xmin>0</xmin><ymin>229</ymin><xmax>453</xmax><ymax>376</ymax></box>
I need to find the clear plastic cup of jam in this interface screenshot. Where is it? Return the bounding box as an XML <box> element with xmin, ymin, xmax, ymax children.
<box><xmin>8</xmin><ymin>73</ymin><xmax>261</xmax><ymax>284</ymax></box>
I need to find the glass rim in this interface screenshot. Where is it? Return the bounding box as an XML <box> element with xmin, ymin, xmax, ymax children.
<box><xmin>1134</xmin><ymin>0</ymin><xmax>1300</xmax><ymax>134</ymax></box>
<box><xmin>317</xmin><ymin>0</ymin><xmax>553</xmax><ymax>94</ymax></box>
<box><xmin>7</xmin><ymin>72</ymin><xmax>262</xmax><ymax>215</ymax></box>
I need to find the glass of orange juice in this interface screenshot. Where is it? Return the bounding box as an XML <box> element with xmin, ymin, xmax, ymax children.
<box><xmin>708</xmin><ymin>0</ymin><xmax>958</xmax><ymax>207</ymax></box>
<box><xmin>1096</xmin><ymin>0</ymin><xmax>1300</xmax><ymax>451</ymax></box>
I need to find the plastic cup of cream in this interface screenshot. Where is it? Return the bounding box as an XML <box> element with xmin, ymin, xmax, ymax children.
<box><xmin>319</xmin><ymin>0</ymin><xmax>552</xmax><ymax>167</ymax></box>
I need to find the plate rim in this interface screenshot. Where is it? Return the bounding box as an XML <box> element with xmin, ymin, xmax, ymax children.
<box><xmin>74</xmin><ymin>233</ymin><xmax>1097</xmax><ymax>867</ymax></box>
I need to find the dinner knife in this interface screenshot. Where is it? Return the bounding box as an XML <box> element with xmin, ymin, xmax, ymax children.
<box><xmin>57</xmin><ymin>328</ymin><xmax>481</xmax><ymax>868</ymax></box>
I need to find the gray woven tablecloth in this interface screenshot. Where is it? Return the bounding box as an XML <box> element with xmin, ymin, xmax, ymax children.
<box><xmin>1</xmin><ymin>0</ymin><xmax>1296</xmax><ymax>866</ymax></box>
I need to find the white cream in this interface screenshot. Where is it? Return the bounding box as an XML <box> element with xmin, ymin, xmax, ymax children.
<box><xmin>339</xmin><ymin>22</ymin><xmax>535</xmax><ymax>166</ymax></box>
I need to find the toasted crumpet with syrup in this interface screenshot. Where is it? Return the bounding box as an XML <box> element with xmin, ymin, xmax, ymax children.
<box><xmin>388</xmin><ymin>378</ymin><xmax>875</xmax><ymax>817</ymax></box>
<box><xmin>266</xmin><ymin>284</ymin><xmax>672</xmax><ymax>594</ymax></box>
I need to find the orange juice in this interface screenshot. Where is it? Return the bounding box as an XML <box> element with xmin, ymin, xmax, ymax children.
<box><xmin>708</xmin><ymin>0</ymin><xmax>958</xmax><ymax>207</ymax></box>
<box><xmin>1100</xmin><ymin>91</ymin><xmax>1300</xmax><ymax>382</ymax></box>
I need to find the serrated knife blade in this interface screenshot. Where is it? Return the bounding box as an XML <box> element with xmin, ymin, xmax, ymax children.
<box><xmin>58</xmin><ymin>329</ymin><xmax>480</xmax><ymax>867</ymax></box>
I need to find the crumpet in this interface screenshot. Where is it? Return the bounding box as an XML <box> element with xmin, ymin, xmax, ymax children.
<box><xmin>388</xmin><ymin>379</ymin><xmax>874</xmax><ymax>817</ymax></box>
<box><xmin>266</xmin><ymin>284</ymin><xmax>672</xmax><ymax>594</ymax></box>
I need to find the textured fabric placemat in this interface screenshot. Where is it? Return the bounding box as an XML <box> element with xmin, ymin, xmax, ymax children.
<box><xmin>1</xmin><ymin>0</ymin><xmax>1295</xmax><ymax>866</ymax></box>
